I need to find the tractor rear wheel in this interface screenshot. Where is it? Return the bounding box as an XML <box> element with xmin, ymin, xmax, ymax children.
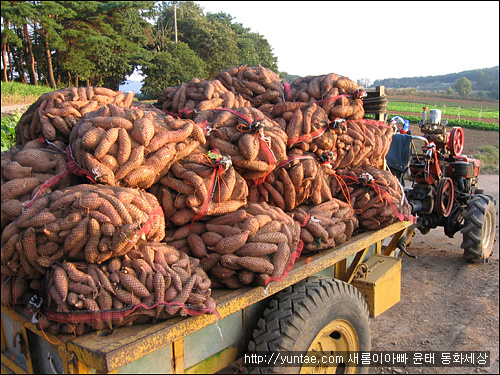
<box><xmin>246</xmin><ymin>277</ymin><xmax>371</xmax><ymax>374</ymax></box>
<box><xmin>461</xmin><ymin>194</ymin><xmax>497</xmax><ymax>262</ymax></box>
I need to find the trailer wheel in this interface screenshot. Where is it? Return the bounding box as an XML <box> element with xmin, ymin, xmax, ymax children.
<box><xmin>246</xmin><ymin>277</ymin><xmax>370</xmax><ymax>374</ymax></box>
<box><xmin>461</xmin><ymin>194</ymin><xmax>497</xmax><ymax>263</ymax></box>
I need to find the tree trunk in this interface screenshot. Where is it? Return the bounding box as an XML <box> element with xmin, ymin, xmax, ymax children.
<box><xmin>23</xmin><ymin>23</ymin><xmax>38</xmax><ymax>86</ymax></box>
<box><xmin>75</xmin><ymin>73</ymin><xmax>79</xmax><ymax>87</ymax></box>
<box><xmin>7</xmin><ymin>43</ymin><xmax>14</xmax><ymax>81</ymax></box>
<box><xmin>2</xmin><ymin>45</ymin><xmax>8</xmax><ymax>82</ymax></box>
<box><xmin>2</xmin><ymin>19</ymin><xmax>9</xmax><ymax>82</ymax></box>
<box><xmin>43</xmin><ymin>28</ymin><xmax>57</xmax><ymax>89</ymax></box>
<box><xmin>15</xmin><ymin>26</ymin><xmax>28</xmax><ymax>84</ymax></box>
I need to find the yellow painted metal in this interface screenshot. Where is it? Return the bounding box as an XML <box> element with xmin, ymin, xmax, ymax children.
<box><xmin>382</xmin><ymin>227</ymin><xmax>408</xmax><ymax>256</ymax></box>
<box><xmin>300</xmin><ymin>320</ymin><xmax>359</xmax><ymax>374</ymax></box>
<box><xmin>184</xmin><ymin>346</ymin><xmax>238</xmax><ymax>374</ymax></box>
<box><xmin>18</xmin><ymin>326</ymin><xmax>33</xmax><ymax>374</ymax></box>
<box><xmin>344</xmin><ymin>246</ymin><xmax>371</xmax><ymax>284</ymax></box>
<box><xmin>1</xmin><ymin>353</ymin><xmax>28</xmax><ymax>374</ymax></box>
<box><xmin>1</xmin><ymin>220</ymin><xmax>411</xmax><ymax>374</ymax></box>
<box><xmin>173</xmin><ymin>338</ymin><xmax>185</xmax><ymax>374</ymax></box>
<box><xmin>351</xmin><ymin>255</ymin><xmax>402</xmax><ymax>318</ymax></box>
<box><xmin>1</xmin><ymin>310</ymin><xmax>33</xmax><ymax>374</ymax></box>
<box><xmin>1</xmin><ymin>316</ymin><xmax>5</xmax><ymax>352</ymax></box>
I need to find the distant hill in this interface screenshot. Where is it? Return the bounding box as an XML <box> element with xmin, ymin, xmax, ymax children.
<box><xmin>373</xmin><ymin>66</ymin><xmax>499</xmax><ymax>98</ymax></box>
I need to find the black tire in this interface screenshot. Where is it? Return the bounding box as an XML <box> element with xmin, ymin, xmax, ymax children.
<box><xmin>461</xmin><ymin>194</ymin><xmax>497</xmax><ymax>263</ymax></box>
<box><xmin>246</xmin><ymin>277</ymin><xmax>371</xmax><ymax>374</ymax></box>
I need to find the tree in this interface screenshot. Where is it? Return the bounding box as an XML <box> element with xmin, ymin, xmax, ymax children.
<box><xmin>446</xmin><ymin>86</ymin><xmax>454</xmax><ymax>95</ymax></box>
<box><xmin>152</xmin><ymin>2</ymin><xmax>278</xmax><ymax>78</ymax></box>
<box><xmin>454</xmin><ymin>76</ymin><xmax>472</xmax><ymax>96</ymax></box>
<box><xmin>140</xmin><ymin>42</ymin><xmax>208</xmax><ymax>97</ymax></box>
<box><xmin>357</xmin><ymin>78</ymin><xmax>371</xmax><ymax>88</ymax></box>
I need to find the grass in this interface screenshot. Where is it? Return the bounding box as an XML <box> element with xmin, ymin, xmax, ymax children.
<box><xmin>471</xmin><ymin>143</ymin><xmax>500</xmax><ymax>174</ymax></box>
<box><xmin>1</xmin><ymin>81</ymin><xmax>54</xmax><ymax>106</ymax></box>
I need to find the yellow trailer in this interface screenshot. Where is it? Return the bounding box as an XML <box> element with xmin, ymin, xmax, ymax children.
<box><xmin>1</xmin><ymin>220</ymin><xmax>411</xmax><ymax>374</ymax></box>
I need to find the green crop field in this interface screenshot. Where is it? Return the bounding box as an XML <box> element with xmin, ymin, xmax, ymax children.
<box><xmin>385</xmin><ymin>99</ymin><xmax>499</xmax><ymax>131</ymax></box>
<box><xmin>387</xmin><ymin>101</ymin><xmax>499</xmax><ymax>120</ymax></box>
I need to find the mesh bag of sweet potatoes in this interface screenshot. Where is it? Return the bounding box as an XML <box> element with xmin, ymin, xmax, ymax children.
<box><xmin>36</xmin><ymin>242</ymin><xmax>215</xmax><ymax>336</ymax></box>
<box><xmin>1</xmin><ymin>140</ymin><xmax>79</xmax><ymax>232</ymax></box>
<box><xmin>247</xmin><ymin>150</ymin><xmax>332</xmax><ymax>212</ymax></box>
<box><xmin>215</xmin><ymin>65</ymin><xmax>285</xmax><ymax>110</ymax></box>
<box><xmin>197</xmin><ymin>107</ymin><xmax>288</xmax><ymax>184</ymax></box>
<box><xmin>1</xmin><ymin>184</ymin><xmax>165</xmax><ymax>283</ymax></box>
<box><xmin>67</xmin><ymin>104</ymin><xmax>206</xmax><ymax>189</ymax></box>
<box><xmin>156</xmin><ymin>77</ymin><xmax>252</xmax><ymax>118</ymax></box>
<box><xmin>149</xmin><ymin>146</ymin><xmax>249</xmax><ymax>227</ymax></box>
<box><xmin>163</xmin><ymin>202</ymin><xmax>302</xmax><ymax>289</ymax></box>
<box><xmin>283</xmin><ymin>73</ymin><xmax>365</xmax><ymax>121</ymax></box>
<box><xmin>266</xmin><ymin>101</ymin><xmax>393</xmax><ymax>170</ymax></box>
<box><xmin>292</xmin><ymin>198</ymin><xmax>359</xmax><ymax>254</ymax></box>
<box><xmin>15</xmin><ymin>87</ymin><xmax>135</xmax><ymax>145</ymax></box>
<box><xmin>330</xmin><ymin>166</ymin><xmax>415</xmax><ymax>231</ymax></box>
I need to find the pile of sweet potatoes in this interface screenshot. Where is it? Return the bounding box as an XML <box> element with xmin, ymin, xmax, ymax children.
<box><xmin>1</xmin><ymin>65</ymin><xmax>414</xmax><ymax>335</ymax></box>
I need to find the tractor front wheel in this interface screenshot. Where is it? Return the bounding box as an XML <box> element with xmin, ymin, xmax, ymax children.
<box><xmin>461</xmin><ymin>194</ymin><xmax>497</xmax><ymax>262</ymax></box>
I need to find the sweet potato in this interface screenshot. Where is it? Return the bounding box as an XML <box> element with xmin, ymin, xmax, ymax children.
<box><xmin>94</xmin><ymin>127</ymin><xmax>120</xmax><ymax>159</ymax></box>
<box><xmin>1</xmin><ymin>177</ymin><xmax>41</xmax><ymax>201</ymax></box>
<box><xmin>214</xmin><ymin>231</ymin><xmax>249</xmax><ymax>255</ymax></box>
<box><xmin>2</xmin><ymin>161</ymin><xmax>32</xmax><ymax>180</ymax></box>
<box><xmin>236</xmin><ymin>256</ymin><xmax>274</xmax><ymax>274</ymax></box>
<box><xmin>13</xmin><ymin>149</ymin><xmax>57</xmax><ymax>173</ymax></box>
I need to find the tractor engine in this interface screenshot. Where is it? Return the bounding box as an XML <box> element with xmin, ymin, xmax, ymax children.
<box><xmin>405</xmin><ymin>108</ymin><xmax>481</xmax><ymax>237</ymax></box>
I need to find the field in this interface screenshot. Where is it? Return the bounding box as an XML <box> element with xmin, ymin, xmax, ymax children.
<box><xmin>386</xmin><ymin>95</ymin><xmax>499</xmax><ymax>131</ymax></box>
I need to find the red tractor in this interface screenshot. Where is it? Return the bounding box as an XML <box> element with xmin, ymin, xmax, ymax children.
<box><xmin>387</xmin><ymin>107</ymin><xmax>496</xmax><ymax>262</ymax></box>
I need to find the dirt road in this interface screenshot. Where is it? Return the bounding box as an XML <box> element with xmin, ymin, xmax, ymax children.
<box><xmin>371</xmin><ymin>174</ymin><xmax>499</xmax><ymax>374</ymax></box>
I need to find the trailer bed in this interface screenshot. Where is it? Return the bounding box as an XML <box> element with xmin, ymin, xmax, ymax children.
<box><xmin>1</xmin><ymin>220</ymin><xmax>411</xmax><ymax>374</ymax></box>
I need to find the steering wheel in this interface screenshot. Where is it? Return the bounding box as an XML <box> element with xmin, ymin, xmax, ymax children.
<box><xmin>448</xmin><ymin>127</ymin><xmax>464</xmax><ymax>156</ymax></box>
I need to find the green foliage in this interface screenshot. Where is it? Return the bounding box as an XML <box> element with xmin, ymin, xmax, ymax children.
<box><xmin>1</xmin><ymin>111</ymin><xmax>21</xmax><ymax>152</ymax></box>
<box><xmin>150</xmin><ymin>1</ymin><xmax>278</xmax><ymax>83</ymax></box>
<box><xmin>140</xmin><ymin>42</ymin><xmax>209</xmax><ymax>97</ymax></box>
<box><xmin>472</xmin><ymin>143</ymin><xmax>499</xmax><ymax>174</ymax></box>
<box><xmin>1</xmin><ymin>1</ymin><xmax>155</xmax><ymax>88</ymax></box>
<box><xmin>280</xmin><ymin>72</ymin><xmax>301</xmax><ymax>84</ymax></box>
<box><xmin>455</xmin><ymin>76</ymin><xmax>472</xmax><ymax>96</ymax></box>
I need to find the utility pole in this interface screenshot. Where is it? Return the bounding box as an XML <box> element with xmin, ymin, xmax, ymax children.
<box><xmin>174</xmin><ymin>1</ymin><xmax>178</xmax><ymax>44</ymax></box>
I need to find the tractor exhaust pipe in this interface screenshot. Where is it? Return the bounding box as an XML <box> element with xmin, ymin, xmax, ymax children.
<box><xmin>422</xmin><ymin>107</ymin><xmax>428</xmax><ymax>123</ymax></box>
